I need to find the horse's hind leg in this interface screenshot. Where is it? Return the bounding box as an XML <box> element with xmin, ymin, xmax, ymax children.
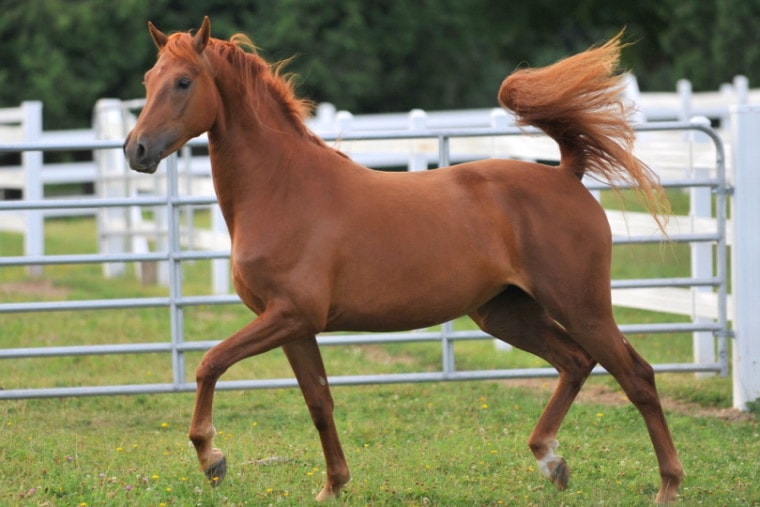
<box><xmin>561</xmin><ymin>317</ymin><xmax>684</xmax><ymax>504</ymax></box>
<box><xmin>535</xmin><ymin>283</ymin><xmax>684</xmax><ymax>504</ymax></box>
<box><xmin>470</xmin><ymin>286</ymin><xmax>597</xmax><ymax>491</ymax></box>
<box><xmin>282</xmin><ymin>337</ymin><xmax>350</xmax><ymax>502</ymax></box>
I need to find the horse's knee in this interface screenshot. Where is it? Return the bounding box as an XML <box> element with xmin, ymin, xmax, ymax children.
<box><xmin>195</xmin><ymin>352</ymin><xmax>227</xmax><ymax>384</ymax></box>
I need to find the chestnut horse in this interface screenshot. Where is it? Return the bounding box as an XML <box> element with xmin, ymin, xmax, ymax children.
<box><xmin>124</xmin><ymin>17</ymin><xmax>683</xmax><ymax>504</ymax></box>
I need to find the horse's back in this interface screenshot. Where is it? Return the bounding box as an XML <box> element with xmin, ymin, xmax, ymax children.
<box><xmin>455</xmin><ymin>158</ymin><xmax>613</xmax><ymax>288</ymax></box>
<box><xmin>321</xmin><ymin>158</ymin><xmax>611</xmax><ymax>332</ymax></box>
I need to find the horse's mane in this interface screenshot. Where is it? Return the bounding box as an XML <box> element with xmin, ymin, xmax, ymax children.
<box><xmin>162</xmin><ymin>31</ymin><xmax>332</xmax><ymax>149</ymax></box>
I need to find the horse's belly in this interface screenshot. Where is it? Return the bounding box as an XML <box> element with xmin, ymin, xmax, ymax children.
<box><xmin>324</xmin><ymin>261</ymin><xmax>512</xmax><ymax>332</ymax></box>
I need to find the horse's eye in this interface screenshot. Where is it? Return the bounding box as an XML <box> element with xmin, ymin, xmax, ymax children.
<box><xmin>177</xmin><ymin>77</ymin><xmax>192</xmax><ymax>90</ymax></box>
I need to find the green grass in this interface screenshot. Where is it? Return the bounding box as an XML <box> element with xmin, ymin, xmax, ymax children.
<box><xmin>2</xmin><ymin>384</ymin><xmax>759</xmax><ymax>506</ymax></box>
<box><xmin>1</xmin><ymin>209</ymin><xmax>757</xmax><ymax>506</ymax></box>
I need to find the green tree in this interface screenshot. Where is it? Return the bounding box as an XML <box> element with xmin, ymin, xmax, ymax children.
<box><xmin>1</xmin><ymin>0</ymin><xmax>757</xmax><ymax>130</ymax></box>
<box><xmin>238</xmin><ymin>0</ymin><xmax>506</xmax><ymax>112</ymax></box>
<box><xmin>0</xmin><ymin>0</ymin><xmax>152</xmax><ymax>129</ymax></box>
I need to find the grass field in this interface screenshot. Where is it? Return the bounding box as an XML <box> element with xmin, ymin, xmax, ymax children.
<box><xmin>1</xmin><ymin>196</ymin><xmax>758</xmax><ymax>506</ymax></box>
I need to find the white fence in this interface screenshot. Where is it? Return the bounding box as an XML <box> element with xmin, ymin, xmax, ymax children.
<box><xmin>1</xmin><ymin>76</ymin><xmax>759</xmax><ymax>409</ymax></box>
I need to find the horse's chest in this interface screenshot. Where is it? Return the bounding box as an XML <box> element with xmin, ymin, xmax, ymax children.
<box><xmin>230</xmin><ymin>255</ymin><xmax>269</xmax><ymax>315</ymax></box>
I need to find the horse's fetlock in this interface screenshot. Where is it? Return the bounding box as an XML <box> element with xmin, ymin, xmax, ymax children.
<box><xmin>188</xmin><ymin>424</ymin><xmax>217</xmax><ymax>446</ymax></box>
<box><xmin>528</xmin><ymin>437</ymin><xmax>558</xmax><ymax>456</ymax></box>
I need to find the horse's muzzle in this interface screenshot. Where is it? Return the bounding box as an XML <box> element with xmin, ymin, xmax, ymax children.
<box><xmin>124</xmin><ymin>131</ymin><xmax>161</xmax><ymax>174</ymax></box>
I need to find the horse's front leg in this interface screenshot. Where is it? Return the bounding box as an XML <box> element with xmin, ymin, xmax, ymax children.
<box><xmin>189</xmin><ymin>308</ymin><xmax>315</xmax><ymax>485</ymax></box>
<box><xmin>190</xmin><ymin>372</ymin><xmax>226</xmax><ymax>485</ymax></box>
<box><xmin>282</xmin><ymin>337</ymin><xmax>350</xmax><ymax>501</ymax></box>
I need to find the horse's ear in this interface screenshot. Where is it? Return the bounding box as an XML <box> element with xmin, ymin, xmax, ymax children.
<box><xmin>147</xmin><ymin>21</ymin><xmax>168</xmax><ymax>49</ymax></box>
<box><xmin>193</xmin><ymin>16</ymin><xmax>211</xmax><ymax>53</ymax></box>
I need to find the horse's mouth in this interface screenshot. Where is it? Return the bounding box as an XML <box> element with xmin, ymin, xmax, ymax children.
<box><xmin>123</xmin><ymin>132</ymin><xmax>164</xmax><ymax>174</ymax></box>
<box><xmin>129</xmin><ymin>158</ymin><xmax>161</xmax><ymax>174</ymax></box>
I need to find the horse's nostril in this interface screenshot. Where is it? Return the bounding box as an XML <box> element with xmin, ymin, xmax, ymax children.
<box><xmin>137</xmin><ymin>143</ymin><xmax>146</xmax><ymax>159</ymax></box>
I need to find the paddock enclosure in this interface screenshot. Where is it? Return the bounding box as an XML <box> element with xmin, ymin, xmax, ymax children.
<box><xmin>0</xmin><ymin>94</ymin><xmax>758</xmax><ymax>410</ymax></box>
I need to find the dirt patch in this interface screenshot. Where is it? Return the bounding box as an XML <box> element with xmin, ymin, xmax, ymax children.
<box><xmin>502</xmin><ymin>378</ymin><xmax>756</xmax><ymax>423</ymax></box>
<box><xmin>357</xmin><ymin>345</ymin><xmax>418</xmax><ymax>366</ymax></box>
<box><xmin>0</xmin><ymin>279</ymin><xmax>69</xmax><ymax>299</ymax></box>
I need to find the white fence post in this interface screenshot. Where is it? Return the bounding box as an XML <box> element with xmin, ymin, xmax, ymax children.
<box><xmin>335</xmin><ymin>110</ymin><xmax>353</xmax><ymax>135</ymax></box>
<box><xmin>211</xmin><ymin>204</ymin><xmax>229</xmax><ymax>294</ymax></box>
<box><xmin>733</xmin><ymin>75</ymin><xmax>749</xmax><ymax>105</ymax></box>
<box><xmin>21</xmin><ymin>101</ymin><xmax>43</xmax><ymax>277</ymax></box>
<box><xmin>313</xmin><ymin>102</ymin><xmax>336</xmax><ymax>132</ymax></box>
<box><xmin>676</xmin><ymin>79</ymin><xmax>692</xmax><ymax>121</ymax></box>
<box><xmin>408</xmin><ymin>109</ymin><xmax>427</xmax><ymax>172</ymax></box>
<box><xmin>94</xmin><ymin>98</ymin><xmax>130</xmax><ymax>278</ymax></box>
<box><xmin>730</xmin><ymin>105</ymin><xmax>760</xmax><ymax>410</ymax></box>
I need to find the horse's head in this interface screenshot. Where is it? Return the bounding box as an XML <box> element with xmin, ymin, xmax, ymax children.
<box><xmin>124</xmin><ymin>17</ymin><xmax>220</xmax><ymax>173</ymax></box>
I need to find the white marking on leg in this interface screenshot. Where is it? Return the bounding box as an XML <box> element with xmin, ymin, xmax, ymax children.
<box><xmin>537</xmin><ymin>439</ymin><xmax>562</xmax><ymax>479</ymax></box>
<box><xmin>318</xmin><ymin>376</ymin><xmax>327</xmax><ymax>386</ymax></box>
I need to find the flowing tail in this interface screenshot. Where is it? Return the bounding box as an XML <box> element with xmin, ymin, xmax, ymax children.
<box><xmin>498</xmin><ymin>32</ymin><xmax>670</xmax><ymax>229</ymax></box>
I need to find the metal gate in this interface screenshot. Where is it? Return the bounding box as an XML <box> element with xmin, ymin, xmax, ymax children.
<box><xmin>0</xmin><ymin>121</ymin><xmax>730</xmax><ymax>399</ymax></box>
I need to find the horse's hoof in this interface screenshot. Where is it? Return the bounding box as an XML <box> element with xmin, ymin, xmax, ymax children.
<box><xmin>549</xmin><ymin>457</ymin><xmax>569</xmax><ymax>490</ymax></box>
<box><xmin>205</xmin><ymin>457</ymin><xmax>228</xmax><ymax>487</ymax></box>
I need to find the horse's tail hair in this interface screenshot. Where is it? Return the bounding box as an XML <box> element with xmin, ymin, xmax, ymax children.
<box><xmin>498</xmin><ymin>31</ymin><xmax>670</xmax><ymax>230</ymax></box>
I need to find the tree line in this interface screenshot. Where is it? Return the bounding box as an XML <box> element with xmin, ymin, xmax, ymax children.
<box><xmin>1</xmin><ymin>0</ymin><xmax>757</xmax><ymax>130</ymax></box>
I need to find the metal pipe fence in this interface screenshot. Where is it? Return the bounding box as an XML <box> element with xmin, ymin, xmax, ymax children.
<box><xmin>0</xmin><ymin>121</ymin><xmax>730</xmax><ymax>399</ymax></box>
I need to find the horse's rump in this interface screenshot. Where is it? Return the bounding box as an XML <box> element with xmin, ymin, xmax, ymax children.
<box><xmin>498</xmin><ymin>32</ymin><xmax>670</xmax><ymax>229</ymax></box>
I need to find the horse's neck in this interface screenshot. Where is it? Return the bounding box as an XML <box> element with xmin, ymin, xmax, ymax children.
<box><xmin>206</xmin><ymin>96</ymin><xmax>321</xmax><ymax>235</ymax></box>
